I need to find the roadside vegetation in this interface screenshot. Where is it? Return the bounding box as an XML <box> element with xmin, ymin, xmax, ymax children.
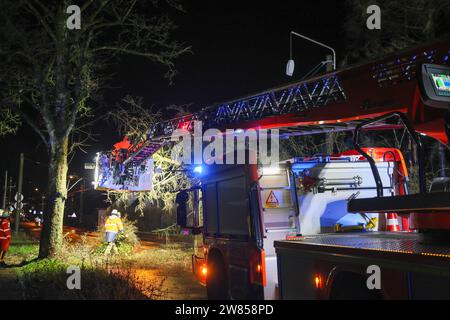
<box><xmin>4</xmin><ymin>220</ymin><xmax>195</xmax><ymax>300</ymax></box>
<box><xmin>19</xmin><ymin>259</ymin><xmax>166</xmax><ymax>300</ymax></box>
<box><xmin>7</xmin><ymin>233</ymin><xmax>39</xmax><ymax>266</ymax></box>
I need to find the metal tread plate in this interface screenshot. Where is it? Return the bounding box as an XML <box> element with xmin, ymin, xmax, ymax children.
<box><xmin>275</xmin><ymin>232</ymin><xmax>450</xmax><ymax>260</ymax></box>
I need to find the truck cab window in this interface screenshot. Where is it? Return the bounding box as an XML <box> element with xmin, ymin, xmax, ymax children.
<box><xmin>217</xmin><ymin>176</ymin><xmax>249</xmax><ymax>236</ymax></box>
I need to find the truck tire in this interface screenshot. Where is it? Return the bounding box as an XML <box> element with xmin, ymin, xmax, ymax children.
<box><xmin>206</xmin><ymin>254</ymin><xmax>230</xmax><ymax>300</ymax></box>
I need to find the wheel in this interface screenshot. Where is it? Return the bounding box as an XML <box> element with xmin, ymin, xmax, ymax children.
<box><xmin>206</xmin><ymin>254</ymin><xmax>230</xmax><ymax>300</ymax></box>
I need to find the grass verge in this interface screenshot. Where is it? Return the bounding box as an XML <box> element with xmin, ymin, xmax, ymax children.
<box><xmin>4</xmin><ymin>228</ymin><xmax>196</xmax><ymax>300</ymax></box>
<box><xmin>18</xmin><ymin>259</ymin><xmax>166</xmax><ymax>300</ymax></box>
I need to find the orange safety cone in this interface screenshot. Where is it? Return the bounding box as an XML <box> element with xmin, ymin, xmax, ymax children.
<box><xmin>386</xmin><ymin>213</ymin><xmax>400</xmax><ymax>231</ymax></box>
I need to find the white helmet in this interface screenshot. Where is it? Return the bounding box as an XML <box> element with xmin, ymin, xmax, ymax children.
<box><xmin>0</xmin><ymin>209</ymin><xmax>8</xmax><ymax>218</ymax></box>
<box><xmin>111</xmin><ymin>209</ymin><xmax>120</xmax><ymax>217</ymax></box>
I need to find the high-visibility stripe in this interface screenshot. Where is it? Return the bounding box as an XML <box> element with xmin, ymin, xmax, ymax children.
<box><xmin>105</xmin><ymin>218</ymin><xmax>123</xmax><ymax>232</ymax></box>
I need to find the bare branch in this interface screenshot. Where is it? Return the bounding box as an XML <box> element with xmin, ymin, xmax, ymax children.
<box><xmin>19</xmin><ymin>110</ymin><xmax>49</xmax><ymax>150</ymax></box>
<box><xmin>25</xmin><ymin>2</ymin><xmax>56</xmax><ymax>42</ymax></box>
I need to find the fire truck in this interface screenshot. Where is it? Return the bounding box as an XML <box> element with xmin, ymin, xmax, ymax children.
<box><xmin>96</xmin><ymin>39</ymin><xmax>450</xmax><ymax>299</ymax></box>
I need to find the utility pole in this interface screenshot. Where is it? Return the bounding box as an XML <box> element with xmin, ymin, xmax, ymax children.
<box><xmin>2</xmin><ymin>171</ymin><xmax>7</xmax><ymax>209</ymax></box>
<box><xmin>15</xmin><ymin>153</ymin><xmax>24</xmax><ymax>234</ymax></box>
<box><xmin>8</xmin><ymin>177</ymin><xmax>13</xmax><ymax>207</ymax></box>
<box><xmin>41</xmin><ymin>195</ymin><xmax>45</xmax><ymax>213</ymax></box>
<box><xmin>79</xmin><ymin>180</ymin><xmax>84</xmax><ymax>226</ymax></box>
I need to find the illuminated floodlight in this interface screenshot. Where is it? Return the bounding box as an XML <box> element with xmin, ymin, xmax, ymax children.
<box><xmin>262</xmin><ymin>166</ymin><xmax>281</xmax><ymax>175</ymax></box>
<box><xmin>93</xmin><ymin>152</ymin><xmax>100</xmax><ymax>189</ymax></box>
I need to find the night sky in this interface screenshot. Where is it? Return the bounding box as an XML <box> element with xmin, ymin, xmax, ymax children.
<box><xmin>0</xmin><ymin>0</ymin><xmax>346</xmax><ymax>201</ymax></box>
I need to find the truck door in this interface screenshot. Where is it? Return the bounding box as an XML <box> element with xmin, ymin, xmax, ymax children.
<box><xmin>259</xmin><ymin>166</ymin><xmax>298</xmax><ymax>299</ymax></box>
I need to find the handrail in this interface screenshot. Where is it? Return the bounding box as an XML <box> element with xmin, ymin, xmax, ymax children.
<box><xmin>352</xmin><ymin>112</ymin><xmax>426</xmax><ymax>196</ymax></box>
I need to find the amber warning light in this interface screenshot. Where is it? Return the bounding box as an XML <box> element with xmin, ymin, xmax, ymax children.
<box><xmin>315</xmin><ymin>274</ymin><xmax>323</xmax><ymax>289</ymax></box>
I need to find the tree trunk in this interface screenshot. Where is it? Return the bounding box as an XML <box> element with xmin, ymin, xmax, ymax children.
<box><xmin>325</xmin><ymin>132</ymin><xmax>336</xmax><ymax>155</ymax></box>
<box><xmin>39</xmin><ymin>136</ymin><xmax>69</xmax><ymax>258</ymax></box>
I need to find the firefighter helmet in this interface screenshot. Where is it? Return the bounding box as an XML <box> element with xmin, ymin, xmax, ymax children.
<box><xmin>111</xmin><ymin>209</ymin><xmax>121</xmax><ymax>217</ymax></box>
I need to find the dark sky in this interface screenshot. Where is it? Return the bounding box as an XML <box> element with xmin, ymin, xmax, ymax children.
<box><xmin>1</xmin><ymin>0</ymin><xmax>346</xmax><ymax>199</ymax></box>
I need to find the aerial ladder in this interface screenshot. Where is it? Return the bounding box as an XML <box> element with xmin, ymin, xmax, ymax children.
<box><xmin>96</xmin><ymin>38</ymin><xmax>450</xmax><ymax>233</ymax></box>
<box><xmin>96</xmin><ymin>38</ymin><xmax>449</xmax><ymax>190</ymax></box>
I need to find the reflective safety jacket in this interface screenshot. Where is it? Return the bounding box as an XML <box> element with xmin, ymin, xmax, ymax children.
<box><xmin>0</xmin><ymin>219</ymin><xmax>11</xmax><ymax>240</ymax></box>
<box><xmin>104</xmin><ymin>216</ymin><xmax>124</xmax><ymax>234</ymax></box>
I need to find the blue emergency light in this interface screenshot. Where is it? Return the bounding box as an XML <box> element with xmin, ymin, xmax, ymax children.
<box><xmin>193</xmin><ymin>165</ymin><xmax>203</xmax><ymax>174</ymax></box>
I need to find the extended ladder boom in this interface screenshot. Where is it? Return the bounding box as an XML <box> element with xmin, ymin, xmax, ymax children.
<box><xmin>97</xmin><ymin>39</ymin><xmax>450</xmax><ymax>191</ymax></box>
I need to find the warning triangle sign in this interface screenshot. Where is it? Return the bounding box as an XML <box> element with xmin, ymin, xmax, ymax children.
<box><xmin>265</xmin><ymin>190</ymin><xmax>280</xmax><ymax>208</ymax></box>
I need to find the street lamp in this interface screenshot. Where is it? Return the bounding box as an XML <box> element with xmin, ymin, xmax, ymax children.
<box><xmin>67</xmin><ymin>175</ymin><xmax>85</xmax><ymax>226</ymax></box>
<box><xmin>286</xmin><ymin>31</ymin><xmax>336</xmax><ymax>76</ymax></box>
<box><xmin>68</xmin><ymin>177</ymin><xmax>84</xmax><ymax>192</ymax></box>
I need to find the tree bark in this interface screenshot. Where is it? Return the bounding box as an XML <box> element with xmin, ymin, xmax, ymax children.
<box><xmin>39</xmin><ymin>136</ymin><xmax>69</xmax><ymax>258</ymax></box>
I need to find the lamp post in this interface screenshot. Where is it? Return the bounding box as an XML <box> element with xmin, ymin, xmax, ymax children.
<box><xmin>15</xmin><ymin>153</ymin><xmax>24</xmax><ymax>234</ymax></box>
<box><xmin>286</xmin><ymin>31</ymin><xmax>336</xmax><ymax>76</ymax></box>
<box><xmin>67</xmin><ymin>175</ymin><xmax>85</xmax><ymax>226</ymax></box>
<box><xmin>79</xmin><ymin>179</ymin><xmax>85</xmax><ymax>225</ymax></box>
<box><xmin>2</xmin><ymin>171</ymin><xmax>7</xmax><ymax>210</ymax></box>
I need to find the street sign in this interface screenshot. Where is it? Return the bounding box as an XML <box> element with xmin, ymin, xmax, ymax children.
<box><xmin>14</xmin><ymin>193</ymin><xmax>24</xmax><ymax>202</ymax></box>
<box><xmin>84</xmin><ymin>163</ymin><xmax>96</xmax><ymax>170</ymax></box>
<box><xmin>14</xmin><ymin>202</ymin><xmax>23</xmax><ymax>210</ymax></box>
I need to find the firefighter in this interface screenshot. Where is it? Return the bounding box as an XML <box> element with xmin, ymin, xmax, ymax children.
<box><xmin>104</xmin><ymin>209</ymin><xmax>124</xmax><ymax>255</ymax></box>
<box><xmin>0</xmin><ymin>209</ymin><xmax>12</xmax><ymax>267</ymax></box>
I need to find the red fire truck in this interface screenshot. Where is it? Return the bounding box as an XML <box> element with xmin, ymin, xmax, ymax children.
<box><xmin>182</xmin><ymin>148</ymin><xmax>409</xmax><ymax>299</ymax></box>
<box><xmin>97</xmin><ymin>39</ymin><xmax>450</xmax><ymax>299</ymax></box>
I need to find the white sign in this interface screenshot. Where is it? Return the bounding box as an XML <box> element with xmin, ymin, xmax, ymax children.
<box><xmin>84</xmin><ymin>163</ymin><xmax>96</xmax><ymax>170</ymax></box>
<box><xmin>14</xmin><ymin>202</ymin><xmax>23</xmax><ymax>210</ymax></box>
<box><xmin>14</xmin><ymin>193</ymin><xmax>24</xmax><ymax>202</ymax></box>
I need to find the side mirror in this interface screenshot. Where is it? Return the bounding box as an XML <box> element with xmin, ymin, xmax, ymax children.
<box><xmin>176</xmin><ymin>189</ymin><xmax>204</xmax><ymax>233</ymax></box>
<box><xmin>176</xmin><ymin>191</ymin><xmax>188</xmax><ymax>228</ymax></box>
